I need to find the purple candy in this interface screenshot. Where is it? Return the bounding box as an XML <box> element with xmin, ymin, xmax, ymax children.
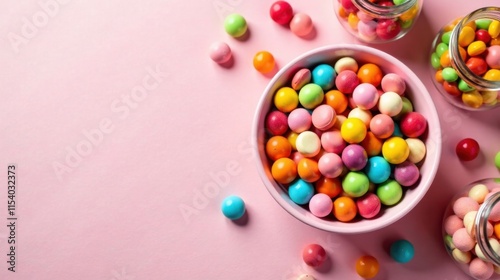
<box><xmin>394</xmin><ymin>161</ymin><xmax>420</xmax><ymax>187</ymax></box>
<box><xmin>341</xmin><ymin>144</ymin><xmax>368</xmax><ymax>171</ymax></box>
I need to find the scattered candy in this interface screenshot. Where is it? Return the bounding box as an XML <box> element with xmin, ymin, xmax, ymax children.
<box><xmin>253</xmin><ymin>51</ymin><xmax>276</xmax><ymax>74</ymax></box>
<box><xmin>209</xmin><ymin>42</ymin><xmax>232</xmax><ymax>64</ymax></box>
<box><xmin>270</xmin><ymin>1</ymin><xmax>294</xmax><ymax>25</ymax></box>
<box><xmin>224</xmin><ymin>13</ymin><xmax>248</xmax><ymax>38</ymax></box>
<box><xmin>221</xmin><ymin>195</ymin><xmax>246</xmax><ymax>220</ymax></box>
<box><xmin>296</xmin><ymin>275</ymin><xmax>316</xmax><ymax>280</ymax></box>
<box><xmin>390</xmin><ymin>239</ymin><xmax>415</xmax><ymax>263</ymax></box>
<box><xmin>290</xmin><ymin>13</ymin><xmax>314</xmax><ymax>37</ymax></box>
<box><xmin>355</xmin><ymin>255</ymin><xmax>380</xmax><ymax>279</ymax></box>
<box><xmin>302</xmin><ymin>244</ymin><xmax>327</xmax><ymax>267</ymax></box>
<box><xmin>456</xmin><ymin>138</ymin><xmax>480</xmax><ymax>161</ymax></box>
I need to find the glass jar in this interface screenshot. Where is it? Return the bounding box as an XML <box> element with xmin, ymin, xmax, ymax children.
<box><xmin>430</xmin><ymin>7</ymin><xmax>500</xmax><ymax>111</ymax></box>
<box><xmin>442</xmin><ymin>178</ymin><xmax>500</xmax><ymax>280</ymax></box>
<box><xmin>333</xmin><ymin>0</ymin><xmax>422</xmax><ymax>43</ymax></box>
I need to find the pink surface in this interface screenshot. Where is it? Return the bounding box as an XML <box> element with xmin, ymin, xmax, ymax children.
<box><xmin>0</xmin><ymin>1</ymin><xmax>499</xmax><ymax>279</ymax></box>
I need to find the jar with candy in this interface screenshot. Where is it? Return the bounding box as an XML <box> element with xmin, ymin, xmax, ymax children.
<box><xmin>333</xmin><ymin>0</ymin><xmax>422</xmax><ymax>43</ymax></box>
<box><xmin>430</xmin><ymin>7</ymin><xmax>500</xmax><ymax>111</ymax></box>
<box><xmin>442</xmin><ymin>178</ymin><xmax>500</xmax><ymax>280</ymax></box>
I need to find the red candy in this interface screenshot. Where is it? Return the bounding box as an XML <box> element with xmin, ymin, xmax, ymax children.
<box><xmin>302</xmin><ymin>244</ymin><xmax>327</xmax><ymax>267</ymax></box>
<box><xmin>475</xmin><ymin>29</ymin><xmax>491</xmax><ymax>44</ymax></box>
<box><xmin>356</xmin><ymin>193</ymin><xmax>381</xmax><ymax>219</ymax></box>
<box><xmin>335</xmin><ymin>70</ymin><xmax>360</xmax><ymax>94</ymax></box>
<box><xmin>376</xmin><ymin>19</ymin><xmax>401</xmax><ymax>41</ymax></box>
<box><xmin>466</xmin><ymin>57</ymin><xmax>488</xmax><ymax>76</ymax></box>
<box><xmin>399</xmin><ymin>112</ymin><xmax>427</xmax><ymax>138</ymax></box>
<box><xmin>266</xmin><ymin>110</ymin><xmax>288</xmax><ymax>135</ymax></box>
<box><xmin>456</xmin><ymin>138</ymin><xmax>480</xmax><ymax>161</ymax></box>
<box><xmin>269</xmin><ymin>1</ymin><xmax>294</xmax><ymax>25</ymax></box>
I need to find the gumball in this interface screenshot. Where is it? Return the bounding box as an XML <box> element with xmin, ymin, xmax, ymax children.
<box><xmin>378</xmin><ymin>91</ymin><xmax>403</xmax><ymax>116</ymax></box>
<box><xmin>348</xmin><ymin>108</ymin><xmax>372</xmax><ymax>127</ymax></box>
<box><xmin>352</xmin><ymin>83</ymin><xmax>379</xmax><ymax>110</ymax></box>
<box><xmin>315</xmin><ymin>177</ymin><xmax>342</xmax><ymax>198</ymax></box>
<box><xmin>486</xmin><ymin>45</ymin><xmax>500</xmax><ymax>69</ymax></box>
<box><xmin>342</xmin><ymin>171</ymin><xmax>369</xmax><ymax>197</ymax></box>
<box><xmin>266</xmin><ymin>110</ymin><xmax>288</xmax><ymax>135</ymax></box>
<box><xmin>376</xmin><ymin>19</ymin><xmax>401</xmax><ymax>40</ymax></box>
<box><xmin>341</xmin><ymin>144</ymin><xmax>368</xmax><ymax>171</ymax></box>
<box><xmin>334</xmin><ymin>57</ymin><xmax>359</xmax><ymax>73</ymax></box>
<box><xmin>364</xmin><ymin>156</ymin><xmax>391</xmax><ymax>184</ymax></box>
<box><xmin>394</xmin><ymin>160</ymin><xmax>420</xmax><ymax>187</ymax></box>
<box><xmin>253</xmin><ymin>51</ymin><xmax>275</xmax><ymax>74</ymax></box>
<box><xmin>318</xmin><ymin>153</ymin><xmax>344</xmax><ymax>178</ymax></box>
<box><xmin>456</xmin><ymin>138</ymin><xmax>480</xmax><ymax>161</ymax></box>
<box><xmin>382</xmin><ymin>137</ymin><xmax>409</xmax><ymax>164</ymax></box>
<box><xmin>266</xmin><ymin>135</ymin><xmax>292</xmax><ymax>161</ymax></box>
<box><xmin>290</xmin><ymin>13</ymin><xmax>314</xmax><ymax>37</ymax></box>
<box><xmin>269</xmin><ymin>1</ymin><xmax>294</xmax><ymax>25</ymax></box>
<box><xmin>333</xmin><ymin>196</ymin><xmax>357</xmax><ymax>222</ymax></box>
<box><xmin>292</xmin><ymin>68</ymin><xmax>311</xmax><ymax>90</ymax></box>
<box><xmin>297</xmin><ymin>158</ymin><xmax>321</xmax><ymax>182</ymax></box>
<box><xmin>289</xmin><ymin>179</ymin><xmax>314</xmax><ymax>205</ymax></box>
<box><xmin>405</xmin><ymin>138</ymin><xmax>426</xmax><ymax>163</ymax></box>
<box><xmin>209</xmin><ymin>42</ymin><xmax>232</xmax><ymax>64</ymax></box>
<box><xmin>224</xmin><ymin>13</ymin><xmax>247</xmax><ymax>38</ymax></box>
<box><xmin>390</xmin><ymin>239</ymin><xmax>415</xmax><ymax>263</ymax></box>
<box><xmin>357</xmin><ymin>63</ymin><xmax>383</xmax><ymax>87</ymax></box>
<box><xmin>302</xmin><ymin>244</ymin><xmax>327</xmax><ymax>267</ymax></box>
<box><xmin>356</xmin><ymin>193</ymin><xmax>381</xmax><ymax>219</ymax></box>
<box><xmin>358</xmin><ymin>20</ymin><xmax>378</xmax><ymax>42</ymax></box>
<box><xmin>355</xmin><ymin>255</ymin><xmax>379</xmax><ymax>278</ymax></box>
<box><xmin>274</xmin><ymin>87</ymin><xmax>299</xmax><ymax>113</ymax></box>
<box><xmin>309</xmin><ymin>193</ymin><xmax>334</xmax><ymax>217</ymax></box>
<box><xmin>312</xmin><ymin>64</ymin><xmax>336</xmax><ymax>90</ymax></box>
<box><xmin>341</xmin><ymin>118</ymin><xmax>367</xmax><ymax>143</ymax></box>
<box><xmin>370</xmin><ymin>114</ymin><xmax>394</xmax><ymax>139</ymax></box>
<box><xmin>325</xmin><ymin>90</ymin><xmax>348</xmax><ymax>114</ymax></box>
<box><xmin>312</xmin><ymin>104</ymin><xmax>337</xmax><ymax>130</ymax></box>
<box><xmin>271</xmin><ymin>157</ymin><xmax>297</xmax><ymax>184</ymax></box>
<box><xmin>470</xmin><ymin>258</ymin><xmax>494</xmax><ymax>280</ymax></box>
<box><xmin>321</xmin><ymin>130</ymin><xmax>346</xmax><ymax>154</ymax></box>
<box><xmin>377</xmin><ymin>180</ymin><xmax>403</xmax><ymax>206</ymax></box>
<box><xmin>288</xmin><ymin>108</ymin><xmax>312</xmax><ymax>133</ymax></box>
<box><xmin>296</xmin><ymin>131</ymin><xmax>321</xmax><ymax>158</ymax></box>
<box><xmin>399</xmin><ymin>112</ymin><xmax>427</xmax><ymax>138</ymax></box>
<box><xmin>335</xmin><ymin>70</ymin><xmax>360</xmax><ymax>94</ymax></box>
<box><xmin>221</xmin><ymin>195</ymin><xmax>246</xmax><ymax>220</ymax></box>
<box><xmin>299</xmin><ymin>83</ymin><xmax>324</xmax><ymax>109</ymax></box>
<box><xmin>381</xmin><ymin>73</ymin><xmax>406</xmax><ymax>95</ymax></box>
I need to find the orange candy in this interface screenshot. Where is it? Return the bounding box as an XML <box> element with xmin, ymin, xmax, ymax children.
<box><xmin>494</xmin><ymin>222</ymin><xmax>500</xmax><ymax>239</ymax></box>
<box><xmin>315</xmin><ymin>177</ymin><xmax>342</xmax><ymax>198</ymax></box>
<box><xmin>271</xmin><ymin>158</ymin><xmax>297</xmax><ymax>184</ymax></box>
<box><xmin>435</xmin><ymin>70</ymin><xmax>444</xmax><ymax>83</ymax></box>
<box><xmin>361</xmin><ymin>131</ymin><xmax>383</xmax><ymax>157</ymax></box>
<box><xmin>253</xmin><ymin>51</ymin><xmax>275</xmax><ymax>74</ymax></box>
<box><xmin>325</xmin><ymin>90</ymin><xmax>348</xmax><ymax>114</ymax></box>
<box><xmin>357</xmin><ymin>63</ymin><xmax>383</xmax><ymax>87</ymax></box>
<box><xmin>266</xmin><ymin>136</ymin><xmax>292</xmax><ymax>161</ymax></box>
<box><xmin>440</xmin><ymin>50</ymin><xmax>451</xmax><ymax>68</ymax></box>
<box><xmin>297</xmin><ymin>158</ymin><xmax>321</xmax><ymax>183</ymax></box>
<box><xmin>333</xmin><ymin>196</ymin><xmax>357</xmax><ymax>222</ymax></box>
<box><xmin>355</xmin><ymin>255</ymin><xmax>380</xmax><ymax>279</ymax></box>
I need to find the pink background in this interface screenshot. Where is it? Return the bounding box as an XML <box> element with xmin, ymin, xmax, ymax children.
<box><xmin>0</xmin><ymin>0</ymin><xmax>499</xmax><ymax>279</ymax></box>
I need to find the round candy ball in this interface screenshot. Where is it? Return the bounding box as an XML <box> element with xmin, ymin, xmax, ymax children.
<box><xmin>370</xmin><ymin>113</ymin><xmax>394</xmax><ymax>139</ymax></box>
<box><xmin>266</xmin><ymin>110</ymin><xmax>288</xmax><ymax>135</ymax></box>
<box><xmin>224</xmin><ymin>13</ymin><xmax>247</xmax><ymax>38</ymax></box>
<box><xmin>382</xmin><ymin>137</ymin><xmax>409</xmax><ymax>164</ymax></box>
<box><xmin>342</xmin><ymin>171</ymin><xmax>370</xmax><ymax>198</ymax></box>
<box><xmin>209</xmin><ymin>42</ymin><xmax>232</xmax><ymax>64</ymax></box>
<box><xmin>269</xmin><ymin>1</ymin><xmax>294</xmax><ymax>25</ymax></box>
<box><xmin>335</xmin><ymin>70</ymin><xmax>360</xmax><ymax>94</ymax></box>
<box><xmin>288</xmin><ymin>108</ymin><xmax>312</xmax><ymax>133</ymax></box>
<box><xmin>364</xmin><ymin>156</ymin><xmax>391</xmax><ymax>184</ymax></box>
<box><xmin>309</xmin><ymin>193</ymin><xmax>334</xmax><ymax>217</ymax></box>
<box><xmin>321</xmin><ymin>130</ymin><xmax>346</xmax><ymax>154</ymax></box>
<box><xmin>390</xmin><ymin>239</ymin><xmax>415</xmax><ymax>263</ymax></box>
<box><xmin>399</xmin><ymin>112</ymin><xmax>427</xmax><ymax>138</ymax></box>
<box><xmin>289</xmin><ymin>179</ymin><xmax>314</xmax><ymax>205</ymax></box>
<box><xmin>302</xmin><ymin>244</ymin><xmax>327</xmax><ymax>267</ymax></box>
<box><xmin>253</xmin><ymin>51</ymin><xmax>275</xmax><ymax>74</ymax></box>
<box><xmin>290</xmin><ymin>13</ymin><xmax>313</xmax><ymax>37</ymax></box>
<box><xmin>378</xmin><ymin>91</ymin><xmax>403</xmax><ymax>116</ymax></box>
<box><xmin>376</xmin><ymin>19</ymin><xmax>401</xmax><ymax>40</ymax></box>
<box><xmin>274</xmin><ymin>87</ymin><xmax>298</xmax><ymax>113</ymax></box>
<box><xmin>456</xmin><ymin>138</ymin><xmax>480</xmax><ymax>161</ymax></box>
<box><xmin>312</xmin><ymin>104</ymin><xmax>336</xmax><ymax>130</ymax></box>
<box><xmin>299</xmin><ymin>83</ymin><xmax>324</xmax><ymax>109</ymax></box>
<box><xmin>381</xmin><ymin>73</ymin><xmax>406</xmax><ymax>95</ymax></box>
<box><xmin>221</xmin><ymin>195</ymin><xmax>246</xmax><ymax>220</ymax></box>
<box><xmin>271</xmin><ymin>157</ymin><xmax>297</xmax><ymax>184</ymax></box>
<box><xmin>356</xmin><ymin>193</ymin><xmax>381</xmax><ymax>219</ymax></box>
<box><xmin>341</xmin><ymin>144</ymin><xmax>368</xmax><ymax>171</ymax></box>
<box><xmin>376</xmin><ymin>180</ymin><xmax>403</xmax><ymax>206</ymax></box>
<box><xmin>296</xmin><ymin>131</ymin><xmax>321</xmax><ymax>158</ymax></box>
<box><xmin>394</xmin><ymin>160</ymin><xmax>420</xmax><ymax>187</ymax></box>
<box><xmin>312</xmin><ymin>64</ymin><xmax>336</xmax><ymax>90</ymax></box>
<box><xmin>333</xmin><ymin>196</ymin><xmax>357</xmax><ymax>222</ymax></box>
<box><xmin>355</xmin><ymin>255</ymin><xmax>380</xmax><ymax>279</ymax></box>
<box><xmin>334</xmin><ymin>57</ymin><xmax>359</xmax><ymax>73</ymax></box>
<box><xmin>266</xmin><ymin>135</ymin><xmax>292</xmax><ymax>161</ymax></box>
<box><xmin>353</xmin><ymin>83</ymin><xmax>379</xmax><ymax>110</ymax></box>
<box><xmin>318</xmin><ymin>153</ymin><xmax>343</xmax><ymax>178</ymax></box>
<box><xmin>341</xmin><ymin>118</ymin><xmax>367</xmax><ymax>144</ymax></box>
<box><xmin>292</xmin><ymin>68</ymin><xmax>311</xmax><ymax>90</ymax></box>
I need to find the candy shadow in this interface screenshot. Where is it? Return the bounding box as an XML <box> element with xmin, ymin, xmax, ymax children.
<box><xmin>297</xmin><ymin>26</ymin><xmax>317</xmax><ymax>41</ymax></box>
<box><xmin>234</xmin><ymin>28</ymin><xmax>251</xmax><ymax>42</ymax></box>
<box><xmin>219</xmin><ymin>55</ymin><xmax>235</xmax><ymax>69</ymax></box>
<box><xmin>262</xmin><ymin>62</ymin><xmax>280</xmax><ymax>79</ymax></box>
<box><xmin>313</xmin><ymin>253</ymin><xmax>333</xmax><ymax>274</ymax></box>
<box><xmin>231</xmin><ymin>208</ymin><xmax>250</xmax><ymax>226</ymax></box>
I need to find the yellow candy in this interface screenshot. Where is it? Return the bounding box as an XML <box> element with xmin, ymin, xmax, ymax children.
<box><xmin>399</xmin><ymin>4</ymin><xmax>419</xmax><ymax>22</ymax></box>
<box><xmin>480</xmin><ymin>91</ymin><xmax>498</xmax><ymax>104</ymax></box>
<box><xmin>462</xmin><ymin>90</ymin><xmax>483</xmax><ymax>109</ymax></box>
<box><xmin>382</xmin><ymin>137</ymin><xmax>409</xmax><ymax>165</ymax></box>
<box><xmin>467</xmin><ymin>41</ymin><xmax>487</xmax><ymax>56</ymax></box>
<box><xmin>274</xmin><ymin>87</ymin><xmax>299</xmax><ymax>113</ymax></box>
<box><xmin>489</xmin><ymin>20</ymin><xmax>500</xmax><ymax>39</ymax></box>
<box><xmin>341</xmin><ymin>118</ymin><xmax>367</xmax><ymax>144</ymax></box>
<box><xmin>286</xmin><ymin>131</ymin><xmax>299</xmax><ymax>151</ymax></box>
<box><xmin>458</xmin><ymin>26</ymin><xmax>475</xmax><ymax>47</ymax></box>
<box><xmin>484</xmin><ymin>69</ymin><xmax>500</xmax><ymax>81</ymax></box>
<box><xmin>348</xmin><ymin>13</ymin><xmax>359</xmax><ymax>30</ymax></box>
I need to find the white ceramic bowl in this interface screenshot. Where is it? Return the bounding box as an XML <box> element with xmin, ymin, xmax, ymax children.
<box><xmin>252</xmin><ymin>44</ymin><xmax>442</xmax><ymax>234</ymax></box>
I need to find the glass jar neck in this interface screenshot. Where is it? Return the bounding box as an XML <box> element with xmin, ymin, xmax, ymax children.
<box><xmin>351</xmin><ymin>0</ymin><xmax>416</xmax><ymax>18</ymax></box>
<box><xmin>476</xmin><ymin>191</ymin><xmax>500</xmax><ymax>266</ymax></box>
<box><xmin>449</xmin><ymin>7</ymin><xmax>500</xmax><ymax>91</ymax></box>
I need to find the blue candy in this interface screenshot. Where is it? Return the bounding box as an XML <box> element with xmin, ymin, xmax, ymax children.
<box><xmin>288</xmin><ymin>179</ymin><xmax>314</xmax><ymax>205</ymax></box>
<box><xmin>312</xmin><ymin>64</ymin><xmax>336</xmax><ymax>90</ymax></box>
<box><xmin>392</xmin><ymin>123</ymin><xmax>403</xmax><ymax>137</ymax></box>
<box><xmin>390</xmin><ymin>239</ymin><xmax>414</xmax><ymax>263</ymax></box>
<box><xmin>364</xmin><ymin>156</ymin><xmax>391</xmax><ymax>184</ymax></box>
<box><xmin>221</xmin><ymin>195</ymin><xmax>246</xmax><ymax>220</ymax></box>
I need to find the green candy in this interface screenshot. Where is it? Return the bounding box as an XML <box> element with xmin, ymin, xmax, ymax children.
<box><xmin>476</xmin><ymin>19</ymin><xmax>492</xmax><ymax>30</ymax></box>
<box><xmin>342</xmin><ymin>172</ymin><xmax>369</xmax><ymax>198</ymax></box>
<box><xmin>224</xmin><ymin>13</ymin><xmax>247</xmax><ymax>38</ymax></box>
<box><xmin>442</xmin><ymin>67</ymin><xmax>459</xmax><ymax>82</ymax></box>
<box><xmin>376</xmin><ymin>180</ymin><xmax>403</xmax><ymax>206</ymax></box>
<box><xmin>400</xmin><ymin>19</ymin><xmax>413</xmax><ymax>29</ymax></box>
<box><xmin>495</xmin><ymin>151</ymin><xmax>500</xmax><ymax>169</ymax></box>
<box><xmin>298</xmin><ymin>83</ymin><xmax>324</xmax><ymax>109</ymax></box>
<box><xmin>436</xmin><ymin>43</ymin><xmax>448</xmax><ymax>57</ymax></box>
<box><xmin>393</xmin><ymin>0</ymin><xmax>407</xmax><ymax>5</ymax></box>
<box><xmin>458</xmin><ymin>79</ymin><xmax>475</xmax><ymax>92</ymax></box>
<box><xmin>444</xmin><ymin>235</ymin><xmax>455</xmax><ymax>250</ymax></box>
<box><xmin>441</xmin><ymin>31</ymin><xmax>452</xmax><ymax>44</ymax></box>
<box><xmin>400</xmin><ymin>96</ymin><xmax>414</xmax><ymax>114</ymax></box>
<box><xmin>431</xmin><ymin>52</ymin><xmax>441</xmax><ymax>70</ymax></box>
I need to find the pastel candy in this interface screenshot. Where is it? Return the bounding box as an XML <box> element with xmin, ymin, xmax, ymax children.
<box><xmin>292</xmin><ymin>68</ymin><xmax>312</xmax><ymax>90</ymax></box>
<box><xmin>452</xmin><ymin>248</ymin><xmax>471</xmax><ymax>264</ymax></box>
<box><xmin>296</xmin><ymin>131</ymin><xmax>321</xmax><ymax>157</ymax></box>
<box><xmin>453</xmin><ymin>197</ymin><xmax>480</xmax><ymax>219</ymax></box>
<box><xmin>444</xmin><ymin>214</ymin><xmax>464</xmax><ymax>236</ymax></box>
<box><xmin>312</xmin><ymin>104</ymin><xmax>337</xmax><ymax>130</ymax></box>
<box><xmin>469</xmin><ymin>257</ymin><xmax>494</xmax><ymax>280</ymax></box>
<box><xmin>452</xmin><ymin>228</ymin><xmax>475</xmax><ymax>252</ymax></box>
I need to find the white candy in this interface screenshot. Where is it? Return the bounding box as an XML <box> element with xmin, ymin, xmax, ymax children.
<box><xmin>405</xmin><ymin>138</ymin><xmax>426</xmax><ymax>164</ymax></box>
<box><xmin>348</xmin><ymin>108</ymin><xmax>372</xmax><ymax>127</ymax></box>
<box><xmin>378</xmin><ymin>91</ymin><xmax>403</xmax><ymax>116</ymax></box>
<box><xmin>464</xmin><ymin>211</ymin><xmax>478</xmax><ymax>236</ymax></box>
<box><xmin>334</xmin><ymin>57</ymin><xmax>358</xmax><ymax>73</ymax></box>
<box><xmin>297</xmin><ymin>274</ymin><xmax>316</xmax><ymax>280</ymax></box>
<box><xmin>296</xmin><ymin>131</ymin><xmax>321</xmax><ymax>157</ymax></box>
<box><xmin>452</xmin><ymin>248</ymin><xmax>471</xmax><ymax>264</ymax></box>
<box><xmin>469</xmin><ymin>184</ymin><xmax>489</xmax><ymax>204</ymax></box>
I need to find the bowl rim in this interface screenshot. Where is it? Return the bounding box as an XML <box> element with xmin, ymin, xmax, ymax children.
<box><xmin>252</xmin><ymin>44</ymin><xmax>442</xmax><ymax>233</ymax></box>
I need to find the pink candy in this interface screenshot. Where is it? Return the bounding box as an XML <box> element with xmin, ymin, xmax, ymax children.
<box><xmin>309</xmin><ymin>193</ymin><xmax>334</xmax><ymax>217</ymax></box>
<box><xmin>320</xmin><ymin>130</ymin><xmax>346</xmax><ymax>154</ymax></box>
<box><xmin>318</xmin><ymin>153</ymin><xmax>343</xmax><ymax>178</ymax></box>
<box><xmin>444</xmin><ymin>215</ymin><xmax>463</xmax><ymax>236</ymax></box>
<box><xmin>356</xmin><ymin>193</ymin><xmax>381</xmax><ymax>219</ymax></box>
<box><xmin>335</xmin><ymin>70</ymin><xmax>360</xmax><ymax>94</ymax></box>
<box><xmin>353</xmin><ymin>83</ymin><xmax>379</xmax><ymax>110</ymax></box>
<box><xmin>453</xmin><ymin>197</ymin><xmax>480</xmax><ymax>219</ymax></box>
<box><xmin>453</xmin><ymin>228</ymin><xmax>475</xmax><ymax>252</ymax></box>
<box><xmin>312</xmin><ymin>105</ymin><xmax>337</xmax><ymax>130</ymax></box>
<box><xmin>288</xmin><ymin>108</ymin><xmax>311</xmax><ymax>133</ymax></box>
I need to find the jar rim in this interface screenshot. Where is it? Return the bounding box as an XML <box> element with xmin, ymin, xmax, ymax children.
<box><xmin>475</xmin><ymin>179</ymin><xmax>500</xmax><ymax>266</ymax></box>
<box><xmin>351</xmin><ymin>0</ymin><xmax>418</xmax><ymax>18</ymax></box>
<box><xmin>449</xmin><ymin>6</ymin><xmax>500</xmax><ymax>91</ymax></box>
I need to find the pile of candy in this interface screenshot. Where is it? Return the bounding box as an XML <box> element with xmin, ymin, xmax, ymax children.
<box><xmin>431</xmin><ymin>18</ymin><xmax>500</xmax><ymax>109</ymax></box>
<box><xmin>335</xmin><ymin>0</ymin><xmax>420</xmax><ymax>42</ymax></box>
<box><xmin>264</xmin><ymin>56</ymin><xmax>428</xmax><ymax>222</ymax></box>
